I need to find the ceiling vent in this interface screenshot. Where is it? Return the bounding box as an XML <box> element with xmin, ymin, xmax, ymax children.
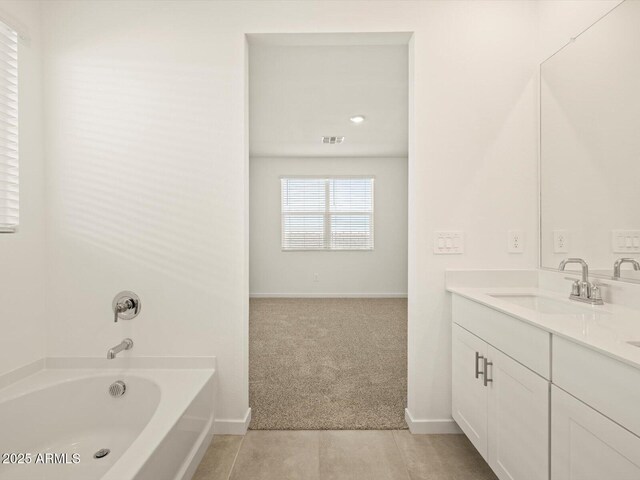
<box><xmin>321</xmin><ymin>136</ymin><xmax>344</xmax><ymax>145</ymax></box>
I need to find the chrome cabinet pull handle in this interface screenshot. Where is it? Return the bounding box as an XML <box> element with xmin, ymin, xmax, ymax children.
<box><xmin>483</xmin><ymin>357</ymin><xmax>493</xmax><ymax>386</ymax></box>
<box><xmin>475</xmin><ymin>352</ymin><xmax>484</xmax><ymax>379</ymax></box>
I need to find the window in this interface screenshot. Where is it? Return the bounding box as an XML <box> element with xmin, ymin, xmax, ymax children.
<box><xmin>281</xmin><ymin>177</ymin><xmax>374</xmax><ymax>251</ymax></box>
<box><xmin>0</xmin><ymin>21</ymin><xmax>18</xmax><ymax>233</ymax></box>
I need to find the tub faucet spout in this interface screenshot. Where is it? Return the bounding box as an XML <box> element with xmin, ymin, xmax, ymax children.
<box><xmin>107</xmin><ymin>338</ymin><xmax>133</xmax><ymax>360</ymax></box>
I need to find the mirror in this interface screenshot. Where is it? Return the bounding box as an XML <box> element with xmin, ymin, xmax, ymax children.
<box><xmin>540</xmin><ymin>0</ymin><xmax>640</xmax><ymax>283</ymax></box>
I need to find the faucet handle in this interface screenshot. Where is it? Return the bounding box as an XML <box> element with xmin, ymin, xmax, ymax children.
<box><xmin>571</xmin><ymin>279</ymin><xmax>580</xmax><ymax>296</ymax></box>
<box><xmin>112</xmin><ymin>291</ymin><xmax>142</xmax><ymax>323</ymax></box>
<box><xmin>563</xmin><ymin>277</ymin><xmax>582</xmax><ymax>294</ymax></box>
<box><xmin>591</xmin><ymin>284</ymin><xmax>604</xmax><ymax>303</ymax></box>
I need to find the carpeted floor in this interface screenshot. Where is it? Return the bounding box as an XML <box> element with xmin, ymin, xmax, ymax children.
<box><xmin>249</xmin><ymin>298</ymin><xmax>407</xmax><ymax>430</ymax></box>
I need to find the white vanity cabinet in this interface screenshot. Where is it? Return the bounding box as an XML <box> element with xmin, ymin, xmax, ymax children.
<box><xmin>551</xmin><ymin>336</ymin><xmax>640</xmax><ymax>479</ymax></box>
<box><xmin>451</xmin><ymin>291</ymin><xmax>640</xmax><ymax>480</ymax></box>
<box><xmin>551</xmin><ymin>385</ymin><xmax>640</xmax><ymax>480</ymax></box>
<box><xmin>452</xmin><ymin>321</ymin><xmax>549</xmax><ymax>480</ymax></box>
<box><xmin>452</xmin><ymin>324</ymin><xmax>488</xmax><ymax>454</ymax></box>
<box><xmin>487</xmin><ymin>346</ymin><xmax>549</xmax><ymax>480</ymax></box>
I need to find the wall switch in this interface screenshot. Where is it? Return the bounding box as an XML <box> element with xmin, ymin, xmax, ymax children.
<box><xmin>313</xmin><ymin>273</ymin><xmax>319</xmax><ymax>282</ymax></box>
<box><xmin>553</xmin><ymin>230</ymin><xmax>570</xmax><ymax>253</ymax></box>
<box><xmin>434</xmin><ymin>231</ymin><xmax>464</xmax><ymax>255</ymax></box>
<box><xmin>508</xmin><ymin>230</ymin><xmax>525</xmax><ymax>253</ymax></box>
<box><xmin>611</xmin><ymin>230</ymin><xmax>640</xmax><ymax>253</ymax></box>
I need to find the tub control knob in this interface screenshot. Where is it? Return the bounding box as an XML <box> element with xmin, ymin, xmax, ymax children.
<box><xmin>112</xmin><ymin>291</ymin><xmax>141</xmax><ymax>323</ymax></box>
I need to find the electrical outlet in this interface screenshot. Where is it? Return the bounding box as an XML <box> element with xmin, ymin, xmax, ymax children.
<box><xmin>313</xmin><ymin>273</ymin><xmax>319</xmax><ymax>282</ymax></box>
<box><xmin>553</xmin><ymin>230</ymin><xmax>570</xmax><ymax>253</ymax></box>
<box><xmin>508</xmin><ymin>230</ymin><xmax>525</xmax><ymax>253</ymax></box>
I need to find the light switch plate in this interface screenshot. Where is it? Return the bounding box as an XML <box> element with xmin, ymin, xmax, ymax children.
<box><xmin>508</xmin><ymin>230</ymin><xmax>525</xmax><ymax>253</ymax></box>
<box><xmin>434</xmin><ymin>231</ymin><xmax>464</xmax><ymax>255</ymax></box>
<box><xmin>553</xmin><ymin>230</ymin><xmax>570</xmax><ymax>253</ymax></box>
<box><xmin>611</xmin><ymin>230</ymin><xmax>640</xmax><ymax>253</ymax></box>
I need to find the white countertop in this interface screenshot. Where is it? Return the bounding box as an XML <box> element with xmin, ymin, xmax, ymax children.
<box><xmin>448</xmin><ymin>286</ymin><xmax>640</xmax><ymax>370</ymax></box>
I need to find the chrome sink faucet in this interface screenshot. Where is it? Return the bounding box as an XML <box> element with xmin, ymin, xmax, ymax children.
<box><xmin>559</xmin><ymin>258</ymin><xmax>604</xmax><ymax>305</ymax></box>
<box><xmin>613</xmin><ymin>258</ymin><xmax>640</xmax><ymax>279</ymax></box>
<box><xmin>107</xmin><ymin>338</ymin><xmax>133</xmax><ymax>360</ymax></box>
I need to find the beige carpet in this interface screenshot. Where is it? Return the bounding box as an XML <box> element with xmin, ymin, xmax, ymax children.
<box><xmin>249</xmin><ymin>298</ymin><xmax>407</xmax><ymax>430</ymax></box>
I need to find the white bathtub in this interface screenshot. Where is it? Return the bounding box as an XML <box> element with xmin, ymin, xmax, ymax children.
<box><xmin>0</xmin><ymin>359</ymin><xmax>216</xmax><ymax>480</ymax></box>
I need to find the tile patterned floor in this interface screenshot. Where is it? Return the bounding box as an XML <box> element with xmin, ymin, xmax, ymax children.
<box><xmin>193</xmin><ymin>431</ymin><xmax>497</xmax><ymax>480</ymax></box>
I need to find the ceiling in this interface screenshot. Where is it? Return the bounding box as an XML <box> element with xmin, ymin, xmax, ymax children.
<box><xmin>249</xmin><ymin>37</ymin><xmax>408</xmax><ymax>158</ymax></box>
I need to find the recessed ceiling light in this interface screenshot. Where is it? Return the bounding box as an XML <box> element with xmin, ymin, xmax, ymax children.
<box><xmin>349</xmin><ymin>115</ymin><xmax>365</xmax><ymax>124</ymax></box>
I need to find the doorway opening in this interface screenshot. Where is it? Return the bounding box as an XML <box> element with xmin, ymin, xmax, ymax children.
<box><xmin>248</xmin><ymin>32</ymin><xmax>410</xmax><ymax>430</ymax></box>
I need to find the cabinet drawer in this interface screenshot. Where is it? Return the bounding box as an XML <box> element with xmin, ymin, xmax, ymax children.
<box><xmin>553</xmin><ymin>336</ymin><xmax>640</xmax><ymax>437</ymax></box>
<box><xmin>452</xmin><ymin>295</ymin><xmax>551</xmax><ymax>378</ymax></box>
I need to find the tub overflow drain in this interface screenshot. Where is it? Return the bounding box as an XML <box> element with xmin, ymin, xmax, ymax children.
<box><xmin>109</xmin><ymin>380</ymin><xmax>126</xmax><ymax>397</ymax></box>
<box><xmin>94</xmin><ymin>449</ymin><xmax>110</xmax><ymax>459</ymax></box>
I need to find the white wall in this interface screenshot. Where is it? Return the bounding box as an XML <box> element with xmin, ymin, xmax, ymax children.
<box><xmin>0</xmin><ymin>0</ymin><xmax>45</xmax><ymax>377</ymax></box>
<box><xmin>40</xmin><ymin>0</ymin><xmax>544</xmax><ymax>429</ymax></box>
<box><xmin>250</xmin><ymin>157</ymin><xmax>407</xmax><ymax>297</ymax></box>
<box><xmin>41</xmin><ymin>0</ymin><xmax>252</xmax><ymax>428</ymax></box>
<box><xmin>406</xmin><ymin>3</ymin><xmax>539</xmax><ymax>430</ymax></box>
<box><xmin>537</xmin><ymin>0</ymin><xmax>623</xmax><ymax>62</ymax></box>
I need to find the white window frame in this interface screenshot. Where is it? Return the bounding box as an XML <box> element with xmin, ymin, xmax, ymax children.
<box><xmin>0</xmin><ymin>19</ymin><xmax>19</xmax><ymax>233</ymax></box>
<box><xmin>280</xmin><ymin>176</ymin><xmax>375</xmax><ymax>251</ymax></box>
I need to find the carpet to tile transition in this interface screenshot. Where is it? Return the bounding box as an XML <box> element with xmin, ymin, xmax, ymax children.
<box><xmin>249</xmin><ymin>298</ymin><xmax>407</xmax><ymax>430</ymax></box>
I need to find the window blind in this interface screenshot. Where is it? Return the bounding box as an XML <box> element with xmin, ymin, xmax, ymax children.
<box><xmin>281</xmin><ymin>177</ymin><xmax>374</xmax><ymax>251</ymax></box>
<box><xmin>0</xmin><ymin>20</ymin><xmax>18</xmax><ymax>233</ymax></box>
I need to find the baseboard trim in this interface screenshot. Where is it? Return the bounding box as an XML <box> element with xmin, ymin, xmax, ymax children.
<box><xmin>250</xmin><ymin>293</ymin><xmax>408</xmax><ymax>298</ymax></box>
<box><xmin>214</xmin><ymin>408</ymin><xmax>251</xmax><ymax>435</ymax></box>
<box><xmin>404</xmin><ymin>408</ymin><xmax>462</xmax><ymax>434</ymax></box>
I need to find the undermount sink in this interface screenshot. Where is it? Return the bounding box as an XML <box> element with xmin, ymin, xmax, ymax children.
<box><xmin>488</xmin><ymin>294</ymin><xmax>601</xmax><ymax>315</ymax></box>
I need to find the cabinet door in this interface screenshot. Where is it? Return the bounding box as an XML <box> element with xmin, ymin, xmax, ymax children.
<box><xmin>487</xmin><ymin>346</ymin><xmax>549</xmax><ymax>480</ymax></box>
<box><xmin>452</xmin><ymin>323</ymin><xmax>488</xmax><ymax>458</ymax></box>
<box><xmin>551</xmin><ymin>386</ymin><xmax>640</xmax><ymax>480</ymax></box>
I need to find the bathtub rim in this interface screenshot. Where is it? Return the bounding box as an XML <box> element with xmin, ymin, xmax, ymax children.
<box><xmin>0</xmin><ymin>355</ymin><xmax>216</xmax><ymax>392</ymax></box>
